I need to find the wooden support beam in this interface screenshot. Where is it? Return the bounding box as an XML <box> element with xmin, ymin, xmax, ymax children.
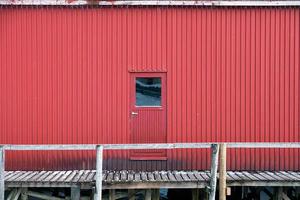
<box><xmin>26</xmin><ymin>191</ymin><xmax>66</xmax><ymax>200</ymax></box>
<box><xmin>282</xmin><ymin>192</ymin><xmax>291</xmax><ymax>200</ymax></box>
<box><xmin>128</xmin><ymin>189</ymin><xmax>135</xmax><ymax>200</ymax></box>
<box><xmin>200</xmin><ymin>189</ymin><xmax>209</xmax><ymax>200</ymax></box>
<box><xmin>7</xmin><ymin>189</ymin><xmax>17</xmax><ymax>200</ymax></box>
<box><xmin>0</xmin><ymin>147</ymin><xmax>4</xmax><ymax>200</ymax></box>
<box><xmin>219</xmin><ymin>144</ymin><xmax>227</xmax><ymax>200</ymax></box>
<box><xmin>71</xmin><ymin>186</ymin><xmax>80</xmax><ymax>200</ymax></box>
<box><xmin>262</xmin><ymin>187</ymin><xmax>272</xmax><ymax>198</ymax></box>
<box><xmin>209</xmin><ymin>144</ymin><xmax>219</xmax><ymax>200</ymax></box>
<box><xmin>152</xmin><ymin>189</ymin><xmax>160</xmax><ymax>200</ymax></box>
<box><xmin>274</xmin><ymin>187</ymin><xmax>283</xmax><ymax>200</ymax></box>
<box><xmin>21</xmin><ymin>188</ymin><xmax>28</xmax><ymax>200</ymax></box>
<box><xmin>109</xmin><ymin>189</ymin><xmax>116</xmax><ymax>200</ymax></box>
<box><xmin>296</xmin><ymin>187</ymin><xmax>300</xmax><ymax>199</ymax></box>
<box><xmin>11</xmin><ymin>188</ymin><xmax>22</xmax><ymax>200</ymax></box>
<box><xmin>94</xmin><ymin>145</ymin><xmax>103</xmax><ymax>200</ymax></box>
<box><xmin>192</xmin><ymin>189</ymin><xmax>199</xmax><ymax>200</ymax></box>
<box><xmin>145</xmin><ymin>189</ymin><xmax>151</xmax><ymax>200</ymax></box>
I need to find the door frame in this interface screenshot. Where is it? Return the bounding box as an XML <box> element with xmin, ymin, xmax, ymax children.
<box><xmin>129</xmin><ymin>72</ymin><xmax>167</xmax><ymax>160</ymax></box>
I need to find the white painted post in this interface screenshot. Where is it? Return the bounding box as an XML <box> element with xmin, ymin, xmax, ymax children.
<box><xmin>95</xmin><ymin>145</ymin><xmax>103</xmax><ymax>200</ymax></box>
<box><xmin>209</xmin><ymin>144</ymin><xmax>219</xmax><ymax>200</ymax></box>
<box><xmin>0</xmin><ymin>146</ymin><xmax>4</xmax><ymax>200</ymax></box>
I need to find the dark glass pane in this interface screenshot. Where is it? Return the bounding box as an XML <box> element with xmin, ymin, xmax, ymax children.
<box><xmin>136</xmin><ymin>77</ymin><xmax>161</xmax><ymax>106</ymax></box>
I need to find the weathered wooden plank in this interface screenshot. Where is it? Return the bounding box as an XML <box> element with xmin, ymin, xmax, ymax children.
<box><xmin>233</xmin><ymin>172</ymin><xmax>252</xmax><ymax>181</ymax></box>
<box><xmin>264</xmin><ymin>171</ymin><xmax>285</xmax><ymax>181</ymax></box>
<box><xmin>249</xmin><ymin>172</ymin><xmax>268</xmax><ymax>181</ymax></box>
<box><xmin>50</xmin><ymin>171</ymin><xmax>67</xmax><ymax>182</ymax></box>
<box><xmin>167</xmin><ymin>171</ymin><xmax>176</xmax><ymax>182</ymax></box>
<box><xmin>78</xmin><ymin>170</ymin><xmax>91</xmax><ymax>182</ymax></box>
<box><xmin>36</xmin><ymin>171</ymin><xmax>53</xmax><ymax>182</ymax></box>
<box><xmin>120</xmin><ymin>171</ymin><xmax>127</xmax><ymax>182</ymax></box>
<box><xmin>198</xmin><ymin>172</ymin><xmax>210</xmax><ymax>181</ymax></box>
<box><xmin>43</xmin><ymin>171</ymin><xmax>61</xmax><ymax>182</ymax></box>
<box><xmin>227</xmin><ymin>172</ymin><xmax>242</xmax><ymax>181</ymax></box>
<box><xmin>257</xmin><ymin>171</ymin><xmax>277</xmax><ymax>181</ymax></box>
<box><xmin>85</xmin><ymin>171</ymin><xmax>96</xmax><ymax>183</ymax></box>
<box><xmin>181</xmin><ymin>172</ymin><xmax>190</xmax><ymax>182</ymax></box>
<box><xmin>106</xmin><ymin>172</ymin><xmax>114</xmax><ymax>183</ymax></box>
<box><xmin>278</xmin><ymin>171</ymin><xmax>300</xmax><ymax>181</ymax></box>
<box><xmin>65</xmin><ymin>171</ymin><xmax>79</xmax><ymax>183</ymax></box>
<box><xmin>57</xmin><ymin>171</ymin><xmax>73</xmax><ymax>182</ymax></box>
<box><xmin>71</xmin><ymin>186</ymin><xmax>80</xmax><ymax>200</ymax></box>
<box><xmin>13</xmin><ymin>171</ymin><xmax>34</xmax><ymax>182</ymax></box>
<box><xmin>127</xmin><ymin>172</ymin><xmax>134</xmax><ymax>182</ymax></box>
<box><xmin>70</xmin><ymin>170</ymin><xmax>85</xmax><ymax>183</ymax></box>
<box><xmin>140</xmin><ymin>172</ymin><xmax>147</xmax><ymax>182</ymax></box>
<box><xmin>187</xmin><ymin>172</ymin><xmax>198</xmax><ymax>181</ymax></box>
<box><xmin>153</xmin><ymin>172</ymin><xmax>162</xmax><ymax>182</ymax></box>
<box><xmin>287</xmin><ymin>171</ymin><xmax>300</xmax><ymax>180</ymax></box>
<box><xmin>193</xmin><ymin>172</ymin><xmax>205</xmax><ymax>181</ymax></box>
<box><xmin>147</xmin><ymin>172</ymin><xmax>155</xmax><ymax>181</ymax></box>
<box><xmin>173</xmin><ymin>172</ymin><xmax>183</xmax><ymax>182</ymax></box>
<box><xmin>4</xmin><ymin>171</ymin><xmax>13</xmax><ymax>179</ymax></box>
<box><xmin>7</xmin><ymin>171</ymin><xmax>28</xmax><ymax>182</ymax></box>
<box><xmin>241</xmin><ymin>171</ymin><xmax>260</xmax><ymax>181</ymax></box>
<box><xmin>161</xmin><ymin>172</ymin><xmax>169</xmax><ymax>182</ymax></box>
<box><xmin>5</xmin><ymin>171</ymin><xmax>21</xmax><ymax>181</ymax></box>
<box><xmin>101</xmin><ymin>171</ymin><xmax>108</xmax><ymax>182</ymax></box>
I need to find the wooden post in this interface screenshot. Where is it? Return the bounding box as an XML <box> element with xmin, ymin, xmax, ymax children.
<box><xmin>0</xmin><ymin>146</ymin><xmax>4</xmax><ymax>200</ymax></box>
<box><xmin>209</xmin><ymin>144</ymin><xmax>219</xmax><ymax>200</ymax></box>
<box><xmin>192</xmin><ymin>189</ymin><xmax>199</xmax><ymax>200</ymax></box>
<box><xmin>109</xmin><ymin>189</ymin><xmax>116</xmax><ymax>200</ymax></box>
<box><xmin>21</xmin><ymin>188</ymin><xmax>28</xmax><ymax>200</ymax></box>
<box><xmin>145</xmin><ymin>189</ymin><xmax>151</xmax><ymax>200</ymax></box>
<box><xmin>152</xmin><ymin>189</ymin><xmax>160</xmax><ymax>200</ymax></box>
<box><xmin>71</xmin><ymin>186</ymin><xmax>80</xmax><ymax>200</ymax></box>
<box><xmin>296</xmin><ymin>187</ymin><xmax>300</xmax><ymax>199</ymax></box>
<box><xmin>128</xmin><ymin>189</ymin><xmax>135</xmax><ymax>200</ymax></box>
<box><xmin>94</xmin><ymin>145</ymin><xmax>103</xmax><ymax>200</ymax></box>
<box><xmin>219</xmin><ymin>143</ymin><xmax>227</xmax><ymax>200</ymax></box>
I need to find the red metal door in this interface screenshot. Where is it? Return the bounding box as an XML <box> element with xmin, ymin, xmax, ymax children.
<box><xmin>130</xmin><ymin>73</ymin><xmax>167</xmax><ymax>160</ymax></box>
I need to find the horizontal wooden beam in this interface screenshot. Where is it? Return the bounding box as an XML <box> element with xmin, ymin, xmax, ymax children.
<box><xmin>2</xmin><ymin>142</ymin><xmax>300</xmax><ymax>151</ymax></box>
<box><xmin>227</xmin><ymin>181</ymin><xmax>300</xmax><ymax>187</ymax></box>
<box><xmin>1</xmin><ymin>0</ymin><xmax>300</xmax><ymax>7</ymax></box>
<box><xmin>5</xmin><ymin>182</ymin><xmax>207</xmax><ymax>189</ymax></box>
<box><xmin>6</xmin><ymin>180</ymin><xmax>300</xmax><ymax>189</ymax></box>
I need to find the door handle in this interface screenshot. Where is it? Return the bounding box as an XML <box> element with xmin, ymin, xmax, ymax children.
<box><xmin>131</xmin><ymin>111</ymin><xmax>138</xmax><ymax>115</ymax></box>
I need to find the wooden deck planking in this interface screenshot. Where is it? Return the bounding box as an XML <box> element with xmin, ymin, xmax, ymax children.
<box><xmin>4</xmin><ymin>170</ymin><xmax>300</xmax><ymax>189</ymax></box>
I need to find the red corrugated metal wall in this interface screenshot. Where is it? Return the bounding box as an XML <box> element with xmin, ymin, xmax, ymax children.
<box><xmin>0</xmin><ymin>7</ymin><xmax>299</xmax><ymax>171</ymax></box>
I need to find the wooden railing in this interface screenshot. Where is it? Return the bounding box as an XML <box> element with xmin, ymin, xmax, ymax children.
<box><xmin>0</xmin><ymin>142</ymin><xmax>300</xmax><ymax>200</ymax></box>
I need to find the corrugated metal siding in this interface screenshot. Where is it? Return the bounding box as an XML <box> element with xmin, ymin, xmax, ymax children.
<box><xmin>0</xmin><ymin>7</ymin><xmax>299</xmax><ymax>171</ymax></box>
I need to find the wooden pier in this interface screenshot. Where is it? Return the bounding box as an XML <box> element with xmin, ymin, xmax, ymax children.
<box><xmin>0</xmin><ymin>143</ymin><xmax>299</xmax><ymax>200</ymax></box>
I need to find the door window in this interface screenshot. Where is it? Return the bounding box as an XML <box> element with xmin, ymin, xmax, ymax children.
<box><xmin>135</xmin><ymin>77</ymin><xmax>161</xmax><ymax>106</ymax></box>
